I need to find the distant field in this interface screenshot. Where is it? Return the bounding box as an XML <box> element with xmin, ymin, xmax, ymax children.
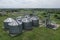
<box><xmin>0</xmin><ymin>11</ymin><xmax>60</xmax><ymax>40</ymax></box>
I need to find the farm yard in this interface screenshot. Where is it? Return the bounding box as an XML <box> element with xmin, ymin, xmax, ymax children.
<box><xmin>0</xmin><ymin>9</ymin><xmax>60</xmax><ymax>40</ymax></box>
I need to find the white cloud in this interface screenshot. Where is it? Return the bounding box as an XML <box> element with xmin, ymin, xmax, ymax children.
<box><xmin>0</xmin><ymin>0</ymin><xmax>60</xmax><ymax>8</ymax></box>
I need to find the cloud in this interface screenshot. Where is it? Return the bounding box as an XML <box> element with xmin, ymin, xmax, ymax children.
<box><xmin>0</xmin><ymin>0</ymin><xmax>60</xmax><ymax>8</ymax></box>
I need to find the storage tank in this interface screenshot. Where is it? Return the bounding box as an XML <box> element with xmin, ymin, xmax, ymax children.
<box><xmin>3</xmin><ymin>18</ymin><xmax>15</xmax><ymax>30</ymax></box>
<box><xmin>22</xmin><ymin>17</ymin><xmax>32</xmax><ymax>30</ymax></box>
<box><xmin>16</xmin><ymin>16</ymin><xmax>23</xmax><ymax>29</ymax></box>
<box><xmin>31</xmin><ymin>16</ymin><xmax>39</xmax><ymax>27</ymax></box>
<box><xmin>8</xmin><ymin>20</ymin><xmax>22</xmax><ymax>36</ymax></box>
<box><xmin>16</xmin><ymin>19</ymin><xmax>23</xmax><ymax>32</ymax></box>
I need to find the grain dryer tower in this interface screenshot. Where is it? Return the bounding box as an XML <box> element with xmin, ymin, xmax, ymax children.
<box><xmin>45</xmin><ymin>12</ymin><xmax>56</xmax><ymax>28</ymax></box>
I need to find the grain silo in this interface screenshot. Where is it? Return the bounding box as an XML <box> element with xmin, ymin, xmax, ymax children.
<box><xmin>8</xmin><ymin>20</ymin><xmax>22</xmax><ymax>36</ymax></box>
<box><xmin>16</xmin><ymin>16</ymin><xmax>23</xmax><ymax>29</ymax></box>
<box><xmin>4</xmin><ymin>18</ymin><xmax>15</xmax><ymax>30</ymax></box>
<box><xmin>22</xmin><ymin>17</ymin><xmax>32</xmax><ymax>30</ymax></box>
<box><xmin>16</xmin><ymin>18</ymin><xmax>23</xmax><ymax>33</ymax></box>
<box><xmin>31</xmin><ymin>16</ymin><xmax>39</xmax><ymax>27</ymax></box>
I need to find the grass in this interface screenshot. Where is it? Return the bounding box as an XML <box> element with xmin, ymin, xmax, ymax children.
<box><xmin>0</xmin><ymin>13</ymin><xmax>60</xmax><ymax>40</ymax></box>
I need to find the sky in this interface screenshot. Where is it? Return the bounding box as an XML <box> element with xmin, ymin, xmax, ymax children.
<box><xmin>0</xmin><ymin>0</ymin><xmax>60</xmax><ymax>8</ymax></box>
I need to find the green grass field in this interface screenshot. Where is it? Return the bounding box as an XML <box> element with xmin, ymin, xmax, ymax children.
<box><xmin>0</xmin><ymin>13</ymin><xmax>60</xmax><ymax>40</ymax></box>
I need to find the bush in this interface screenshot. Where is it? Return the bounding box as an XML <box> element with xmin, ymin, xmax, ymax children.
<box><xmin>54</xmin><ymin>14</ymin><xmax>60</xmax><ymax>19</ymax></box>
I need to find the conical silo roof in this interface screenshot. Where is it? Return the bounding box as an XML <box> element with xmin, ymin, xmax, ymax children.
<box><xmin>8</xmin><ymin>20</ymin><xmax>18</xmax><ymax>26</ymax></box>
<box><xmin>31</xmin><ymin>16</ymin><xmax>39</xmax><ymax>20</ymax></box>
<box><xmin>4</xmin><ymin>18</ymin><xmax>15</xmax><ymax>22</ymax></box>
<box><xmin>22</xmin><ymin>17</ymin><xmax>31</xmax><ymax>23</ymax></box>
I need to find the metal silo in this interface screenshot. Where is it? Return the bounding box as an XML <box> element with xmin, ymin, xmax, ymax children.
<box><xmin>16</xmin><ymin>19</ymin><xmax>23</xmax><ymax>33</ymax></box>
<box><xmin>4</xmin><ymin>18</ymin><xmax>15</xmax><ymax>30</ymax></box>
<box><xmin>8</xmin><ymin>20</ymin><xmax>22</xmax><ymax>36</ymax></box>
<box><xmin>22</xmin><ymin>17</ymin><xmax>32</xmax><ymax>30</ymax></box>
<box><xmin>31</xmin><ymin>16</ymin><xmax>39</xmax><ymax>27</ymax></box>
<box><xmin>16</xmin><ymin>16</ymin><xmax>23</xmax><ymax>29</ymax></box>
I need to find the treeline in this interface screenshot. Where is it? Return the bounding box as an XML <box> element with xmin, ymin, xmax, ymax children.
<box><xmin>0</xmin><ymin>8</ymin><xmax>60</xmax><ymax>19</ymax></box>
<box><xmin>0</xmin><ymin>8</ymin><xmax>60</xmax><ymax>12</ymax></box>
